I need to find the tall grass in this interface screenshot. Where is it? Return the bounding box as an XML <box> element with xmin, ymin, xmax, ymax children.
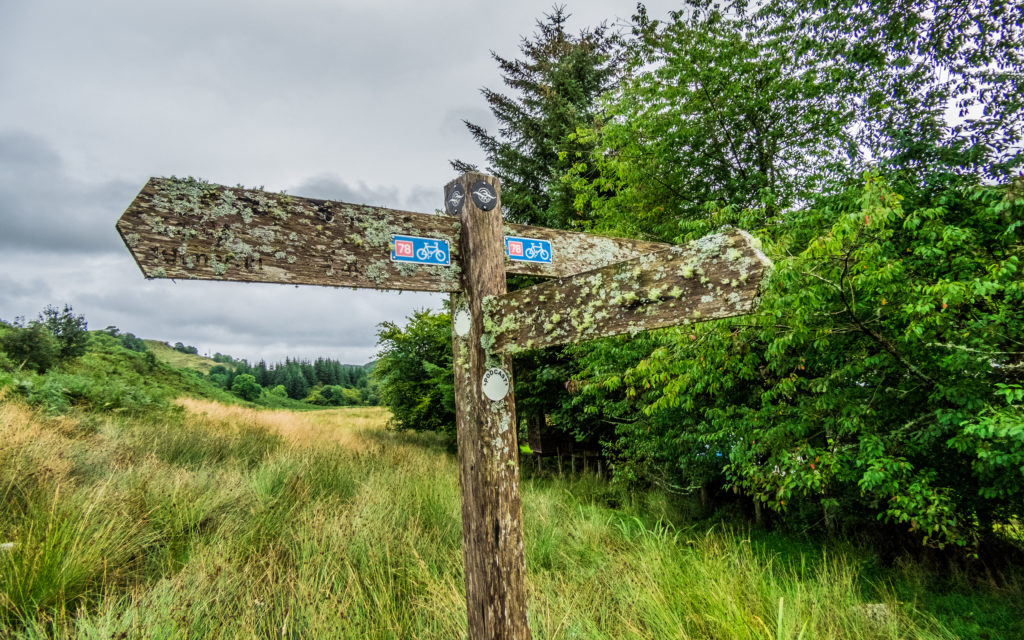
<box><xmin>0</xmin><ymin>397</ymin><xmax>1017</xmax><ymax>638</ymax></box>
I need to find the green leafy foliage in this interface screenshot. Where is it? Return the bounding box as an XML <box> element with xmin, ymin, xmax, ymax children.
<box><xmin>578</xmin><ymin>175</ymin><xmax>1023</xmax><ymax>548</ymax></box>
<box><xmin>569</xmin><ymin>4</ymin><xmax>857</xmax><ymax>241</ymax></box>
<box><xmin>373</xmin><ymin>309</ymin><xmax>455</xmax><ymax>434</ymax></box>
<box><xmin>230</xmin><ymin>374</ymin><xmax>262</xmax><ymax>402</ymax></box>
<box><xmin>540</xmin><ymin>1</ymin><xmax>1023</xmax><ymax>549</ymax></box>
<box><xmin>0</xmin><ymin>321</ymin><xmax>59</xmax><ymax>373</ymax></box>
<box><xmin>172</xmin><ymin>342</ymin><xmax>199</xmax><ymax>355</ymax></box>
<box><xmin>755</xmin><ymin>0</ymin><xmax>1024</xmax><ymax>182</ymax></box>
<box><xmin>100</xmin><ymin>326</ymin><xmax>147</xmax><ymax>352</ymax></box>
<box><xmin>39</xmin><ymin>304</ymin><xmax>89</xmax><ymax>361</ymax></box>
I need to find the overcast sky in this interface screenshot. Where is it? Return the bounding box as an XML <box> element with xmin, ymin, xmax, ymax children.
<box><xmin>0</xmin><ymin>0</ymin><xmax>677</xmax><ymax>364</ymax></box>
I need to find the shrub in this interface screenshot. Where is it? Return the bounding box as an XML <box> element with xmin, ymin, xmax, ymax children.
<box><xmin>231</xmin><ymin>374</ymin><xmax>262</xmax><ymax>402</ymax></box>
<box><xmin>173</xmin><ymin>342</ymin><xmax>199</xmax><ymax>355</ymax></box>
<box><xmin>0</xmin><ymin>323</ymin><xmax>59</xmax><ymax>373</ymax></box>
<box><xmin>39</xmin><ymin>304</ymin><xmax>89</xmax><ymax>360</ymax></box>
<box><xmin>268</xmin><ymin>384</ymin><xmax>287</xmax><ymax>398</ymax></box>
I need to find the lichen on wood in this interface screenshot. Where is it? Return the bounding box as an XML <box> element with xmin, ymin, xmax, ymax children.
<box><xmin>116</xmin><ymin>177</ymin><xmax>464</xmax><ymax>292</ymax></box>
<box><xmin>482</xmin><ymin>228</ymin><xmax>773</xmax><ymax>354</ymax></box>
<box><xmin>117</xmin><ymin>177</ymin><xmax>676</xmax><ymax>294</ymax></box>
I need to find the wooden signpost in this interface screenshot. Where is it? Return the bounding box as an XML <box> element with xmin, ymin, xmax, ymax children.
<box><xmin>116</xmin><ymin>172</ymin><xmax>772</xmax><ymax>639</ymax></box>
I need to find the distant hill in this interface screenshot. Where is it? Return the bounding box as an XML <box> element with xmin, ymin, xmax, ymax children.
<box><xmin>143</xmin><ymin>340</ymin><xmax>220</xmax><ymax>374</ymax></box>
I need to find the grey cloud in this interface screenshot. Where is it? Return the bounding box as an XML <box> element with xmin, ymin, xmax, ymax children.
<box><xmin>288</xmin><ymin>175</ymin><xmax>403</xmax><ymax>209</ymax></box>
<box><xmin>404</xmin><ymin>186</ymin><xmax>445</xmax><ymax>215</ymax></box>
<box><xmin>288</xmin><ymin>175</ymin><xmax>446</xmax><ymax>216</ymax></box>
<box><xmin>440</xmin><ymin>106</ymin><xmax>494</xmax><ymax>138</ymax></box>
<box><xmin>0</xmin><ymin>131</ymin><xmax>137</xmax><ymax>253</ymax></box>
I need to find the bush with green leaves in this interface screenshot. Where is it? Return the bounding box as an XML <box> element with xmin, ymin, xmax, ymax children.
<box><xmin>99</xmin><ymin>326</ymin><xmax>147</xmax><ymax>352</ymax></box>
<box><xmin>374</xmin><ymin>309</ymin><xmax>455</xmax><ymax>433</ymax></box>
<box><xmin>39</xmin><ymin>304</ymin><xmax>89</xmax><ymax>361</ymax></box>
<box><xmin>267</xmin><ymin>384</ymin><xmax>287</xmax><ymax>398</ymax></box>
<box><xmin>571</xmin><ymin>175</ymin><xmax>1023</xmax><ymax>548</ymax></box>
<box><xmin>0</xmin><ymin>321</ymin><xmax>59</xmax><ymax>373</ymax></box>
<box><xmin>230</xmin><ymin>374</ymin><xmax>262</xmax><ymax>402</ymax></box>
<box><xmin>536</xmin><ymin>0</ymin><xmax>1024</xmax><ymax>551</ymax></box>
<box><xmin>173</xmin><ymin>342</ymin><xmax>199</xmax><ymax>355</ymax></box>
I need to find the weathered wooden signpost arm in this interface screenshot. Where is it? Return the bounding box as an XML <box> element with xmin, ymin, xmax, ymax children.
<box><xmin>115</xmin><ymin>177</ymin><xmax>465</xmax><ymax>292</ymax></box>
<box><xmin>116</xmin><ymin>177</ymin><xmax>671</xmax><ymax>292</ymax></box>
<box><xmin>483</xmin><ymin>229</ymin><xmax>773</xmax><ymax>354</ymax></box>
<box><xmin>446</xmin><ymin>173</ymin><xmax>530</xmax><ymax>640</ymax></box>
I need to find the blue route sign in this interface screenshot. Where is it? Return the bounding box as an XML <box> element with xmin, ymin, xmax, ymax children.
<box><xmin>391</xmin><ymin>234</ymin><xmax>451</xmax><ymax>266</ymax></box>
<box><xmin>504</xmin><ymin>236</ymin><xmax>552</xmax><ymax>264</ymax></box>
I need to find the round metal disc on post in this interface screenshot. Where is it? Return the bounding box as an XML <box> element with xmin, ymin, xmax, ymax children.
<box><xmin>446</xmin><ymin>183</ymin><xmax>466</xmax><ymax>214</ymax></box>
<box><xmin>470</xmin><ymin>180</ymin><xmax>498</xmax><ymax>211</ymax></box>
<box><xmin>453</xmin><ymin>306</ymin><xmax>471</xmax><ymax>338</ymax></box>
<box><xmin>482</xmin><ymin>368</ymin><xmax>510</xmax><ymax>401</ymax></box>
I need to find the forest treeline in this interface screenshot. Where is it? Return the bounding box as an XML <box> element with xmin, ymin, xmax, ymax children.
<box><xmin>375</xmin><ymin>1</ymin><xmax>1024</xmax><ymax>552</ymax></box>
<box><xmin>206</xmin><ymin>357</ymin><xmax>376</xmax><ymax>406</ymax></box>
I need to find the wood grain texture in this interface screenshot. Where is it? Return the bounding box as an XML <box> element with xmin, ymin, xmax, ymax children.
<box><xmin>483</xmin><ymin>229</ymin><xmax>773</xmax><ymax>353</ymax></box>
<box><xmin>115</xmin><ymin>177</ymin><xmax>670</xmax><ymax>292</ymax></box>
<box><xmin>116</xmin><ymin>177</ymin><xmax>463</xmax><ymax>292</ymax></box>
<box><xmin>448</xmin><ymin>173</ymin><xmax>531</xmax><ymax>640</ymax></box>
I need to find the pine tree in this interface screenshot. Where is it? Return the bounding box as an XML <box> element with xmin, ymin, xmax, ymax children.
<box><xmin>451</xmin><ymin>7</ymin><xmax>625</xmax><ymax>452</ymax></box>
<box><xmin>451</xmin><ymin>6</ymin><xmax>621</xmax><ymax>230</ymax></box>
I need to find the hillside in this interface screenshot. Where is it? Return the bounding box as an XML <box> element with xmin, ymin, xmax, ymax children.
<box><xmin>143</xmin><ymin>339</ymin><xmax>220</xmax><ymax>374</ymax></box>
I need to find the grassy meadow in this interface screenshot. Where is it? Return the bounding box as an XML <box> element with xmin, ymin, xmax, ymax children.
<box><xmin>2</xmin><ymin>392</ymin><xmax>1020</xmax><ymax>639</ymax></box>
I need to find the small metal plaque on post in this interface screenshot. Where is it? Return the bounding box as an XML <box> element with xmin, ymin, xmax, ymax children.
<box><xmin>391</xmin><ymin>234</ymin><xmax>451</xmax><ymax>266</ymax></box>
<box><xmin>482</xmin><ymin>368</ymin><xmax>510</xmax><ymax>402</ymax></box>
<box><xmin>470</xmin><ymin>181</ymin><xmax>498</xmax><ymax>211</ymax></box>
<box><xmin>505</xmin><ymin>236</ymin><xmax>552</xmax><ymax>264</ymax></box>
<box><xmin>453</xmin><ymin>306</ymin><xmax>471</xmax><ymax>338</ymax></box>
<box><xmin>446</xmin><ymin>183</ymin><xmax>466</xmax><ymax>215</ymax></box>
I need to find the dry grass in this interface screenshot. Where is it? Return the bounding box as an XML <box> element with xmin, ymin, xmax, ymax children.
<box><xmin>175</xmin><ymin>397</ymin><xmax>390</xmax><ymax>451</ymax></box>
<box><xmin>0</xmin><ymin>401</ymin><xmax>76</xmax><ymax>483</ymax></box>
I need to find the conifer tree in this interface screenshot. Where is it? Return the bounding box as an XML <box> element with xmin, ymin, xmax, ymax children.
<box><xmin>452</xmin><ymin>5</ymin><xmax>621</xmax><ymax>230</ymax></box>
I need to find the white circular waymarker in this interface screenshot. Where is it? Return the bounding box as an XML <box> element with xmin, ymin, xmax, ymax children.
<box><xmin>453</xmin><ymin>307</ymin><xmax>471</xmax><ymax>338</ymax></box>
<box><xmin>481</xmin><ymin>368</ymin><xmax>510</xmax><ymax>402</ymax></box>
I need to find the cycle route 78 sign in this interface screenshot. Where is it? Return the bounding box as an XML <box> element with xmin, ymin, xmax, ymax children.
<box><xmin>391</xmin><ymin>234</ymin><xmax>451</xmax><ymax>266</ymax></box>
<box><xmin>504</xmin><ymin>235</ymin><xmax>551</xmax><ymax>263</ymax></box>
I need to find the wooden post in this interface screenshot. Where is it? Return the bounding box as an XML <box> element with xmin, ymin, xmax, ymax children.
<box><xmin>446</xmin><ymin>172</ymin><xmax>530</xmax><ymax>640</ymax></box>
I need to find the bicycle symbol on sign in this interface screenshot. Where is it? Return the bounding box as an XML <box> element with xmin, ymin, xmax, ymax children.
<box><xmin>524</xmin><ymin>242</ymin><xmax>550</xmax><ymax>261</ymax></box>
<box><xmin>416</xmin><ymin>241</ymin><xmax>448</xmax><ymax>263</ymax></box>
